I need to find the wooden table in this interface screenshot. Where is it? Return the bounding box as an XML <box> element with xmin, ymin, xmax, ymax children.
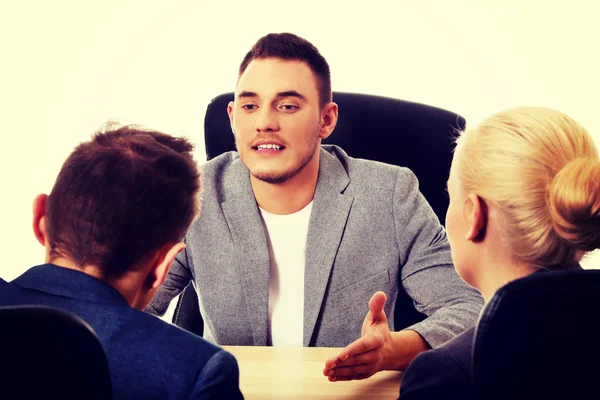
<box><xmin>224</xmin><ymin>346</ymin><xmax>403</xmax><ymax>399</ymax></box>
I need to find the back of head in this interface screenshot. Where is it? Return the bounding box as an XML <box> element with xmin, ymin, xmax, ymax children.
<box><xmin>46</xmin><ymin>123</ymin><xmax>201</xmax><ymax>279</ymax></box>
<box><xmin>238</xmin><ymin>32</ymin><xmax>332</xmax><ymax>107</ymax></box>
<box><xmin>455</xmin><ymin>107</ymin><xmax>600</xmax><ymax>269</ymax></box>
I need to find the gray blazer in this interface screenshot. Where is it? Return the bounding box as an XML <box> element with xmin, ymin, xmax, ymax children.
<box><xmin>147</xmin><ymin>145</ymin><xmax>483</xmax><ymax>348</ymax></box>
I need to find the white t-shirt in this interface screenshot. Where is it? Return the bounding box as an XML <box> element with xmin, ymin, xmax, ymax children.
<box><xmin>259</xmin><ymin>201</ymin><xmax>313</xmax><ymax>347</ymax></box>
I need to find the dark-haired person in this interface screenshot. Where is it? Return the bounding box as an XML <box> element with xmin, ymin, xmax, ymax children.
<box><xmin>147</xmin><ymin>33</ymin><xmax>483</xmax><ymax>379</ymax></box>
<box><xmin>0</xmin><ymin>124</ymin><xmax>243</xmax><ymax>400</ymax></box>
<box><xmin>399</xmin><ymin>107</ymin><xmax>600</xmax><ymax>399</ymax></box>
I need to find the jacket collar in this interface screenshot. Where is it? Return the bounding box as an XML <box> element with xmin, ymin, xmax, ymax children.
<box><xmin>221</xmin><ymin>145</ymin><xmax>351</xmax><ymax>198</ymax></box>
<box><xmin>220</xmin><ymin>145</ymin><xmax>354</xmax><ymax>345</ymax></box>
<box><xmin>12</xmin><ymin>264</ymin><xmax>129</xmax><ymax>307</ymax></box>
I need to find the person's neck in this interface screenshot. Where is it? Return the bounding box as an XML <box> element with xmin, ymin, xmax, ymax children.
<box><xmin>47</xmin><ymin>255</ymin><xmax>148</xmax><ymax>309</ymax></box>
<box><xmin>476</xmin><ymin>255</ymin><xmax>537</xmax><ymax>302</ymax></box>
<box><xmin>251</xmin><ymin>153</ymin><xmax>320</xmax><ymax>215</ymax></box>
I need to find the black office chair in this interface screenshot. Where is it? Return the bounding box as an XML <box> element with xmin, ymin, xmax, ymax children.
<box><xmin>0</xmin><ymin>305</ymin><xmax>112</xmax><ymax>400</ymax></box>
<box><xmin>472</xmin><ymin>269</ymin><xmax>600</xmax><ymax>400</ymax></box>
<box><xmin>174</xmin><ymin>92</ymin><xmax>466</xmax><ymax>337</ymax></box>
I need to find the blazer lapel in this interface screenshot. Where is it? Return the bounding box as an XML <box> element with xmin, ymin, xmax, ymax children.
<box><xmin>221</xmin><ymin>160</ymin><xmax>270</xmax><ymax>346</ymax></box>
<box><xmin>304</xmin><ymin>148</ymin><xmax>354</xmax><ymax>346</ymax></box>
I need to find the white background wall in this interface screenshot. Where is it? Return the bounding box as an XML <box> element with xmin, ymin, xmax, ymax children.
<box><xmin>1</xmin><ymin>0</ymin><xmax>599</xmax><ymax>281</ymax></box>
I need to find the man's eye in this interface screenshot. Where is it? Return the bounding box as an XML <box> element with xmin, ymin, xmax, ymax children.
<box><xmin>280</xmin><ymin>104</ymin><xmax>298</xmax><ymax>111</ymax></box>
<box><xmin>242</xmin><ymin>104</ymin><xmax>257</xmax><ymax>111</ymax></box>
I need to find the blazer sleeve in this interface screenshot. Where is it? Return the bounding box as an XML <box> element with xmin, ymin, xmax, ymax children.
<box><xmin>399</xmin><ymin>347</ymin><xmax>474</xmax><ymax>400</ymax></box>
<box><xmin>145</xmin><ymin>239</ymin><xmax>194</xmax><ymax>316</ymax></box>
<box><xmin>393</xmin><ymin>168</ymin><xmax>484</xmax><ymax>347</ymax></box>
<box><xmin>189</xmin><ymin>349</ymin><xmax>244</xmax><ymax>400</ymax></box>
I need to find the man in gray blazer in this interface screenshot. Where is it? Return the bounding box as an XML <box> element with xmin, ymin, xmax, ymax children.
<box><xmin>147</xmin><ymin>33</ymin><xmax>483</xmax><ymax>381</ymax></box>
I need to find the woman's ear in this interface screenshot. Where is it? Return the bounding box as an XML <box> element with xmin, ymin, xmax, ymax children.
<box><xmin>465</xmin><ymin>194</ymin><xmax>488</xmax><ymax>242</ymax></box>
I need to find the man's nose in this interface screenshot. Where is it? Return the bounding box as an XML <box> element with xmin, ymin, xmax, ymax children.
<box><xmin>255</xmin><ymin>107</ymin><xmax>280</xmax><ymax>133</ymax></box>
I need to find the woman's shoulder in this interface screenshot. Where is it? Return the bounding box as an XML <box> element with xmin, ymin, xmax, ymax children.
<box><xmin>399</xmin><ymin>328</ymin><xmax>475</xmax><ymax>399</ymax></box>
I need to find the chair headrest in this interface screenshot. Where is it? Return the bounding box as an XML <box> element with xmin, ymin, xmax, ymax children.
<box><xmin>0</xmin><ymin>305</ymin><xmax>112</xmax><ymax>399</ymax></box>
<box><xmin>204</xmin><ymin>92</ymin><xmax>465</xmax><ymax>225</ymax></box>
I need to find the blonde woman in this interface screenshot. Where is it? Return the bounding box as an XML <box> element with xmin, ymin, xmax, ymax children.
<box><xmin>399</xmin><ymin>107</ymin><xmax>600</xmax><ymax>399</ymax></box>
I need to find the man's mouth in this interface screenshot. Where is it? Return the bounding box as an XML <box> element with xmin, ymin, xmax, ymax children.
<box><xmin>253</xmin><ymin>144</ymin><xmax>285</xmax><ymax>151</ymax></box>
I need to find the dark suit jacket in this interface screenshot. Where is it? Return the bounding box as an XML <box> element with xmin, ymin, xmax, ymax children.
<box><xmin>0</xmin><ymin>264</ymin><xmax>243</xmax><ymax>400</ymax></box>
<box><xmin>399</xmin><ymin>327</ymin><xmax>475</xmax><ymax>399</ymax></box>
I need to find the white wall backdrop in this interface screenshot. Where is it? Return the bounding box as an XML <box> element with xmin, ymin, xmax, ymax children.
<box><xmin>1</xmin><ymin>0</ymin><xmax>599</xmax><ymax>280</ymax></box>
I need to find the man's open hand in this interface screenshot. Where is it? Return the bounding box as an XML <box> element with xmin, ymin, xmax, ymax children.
<box><xmin>322</xmin><ymin>291</ymin><xmax>393</xmax><ymax>381</ymax></box>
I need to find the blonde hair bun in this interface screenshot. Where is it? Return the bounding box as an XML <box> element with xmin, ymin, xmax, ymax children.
<box><xmin>456</xmin><ymin>107</ymin><xmax>599</xmax><ymax>268</ymax></box>
<box><xmin>549</xmin><ymin>157</ymin><xmax>600</xmax><ymax>252</ymax></box>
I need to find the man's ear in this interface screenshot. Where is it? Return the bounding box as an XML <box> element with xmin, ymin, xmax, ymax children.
<box><xmin>465</xmin><ymin>194</ymin><xmax>488</xmax><ymax>242</ymax></box>
<box><xmin>319</xmin><ymin>102</ymin><xmax>338</xmax><ymax>140</ymax></box>
<box><xmin>227</xmin><ymin>101</ymin><xmax>236</xmax><ymax>136</ymax></box>
<box><xmin>32</xmin><ymin>194</ymin><xmax>48</xmax><ymax>247</ymax></box>
<box><xmin>148</xmin><ymin>242</ymin><xmax>186</xmax><ymax>290</ymax></box>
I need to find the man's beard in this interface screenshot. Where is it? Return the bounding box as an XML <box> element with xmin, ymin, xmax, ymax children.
<box><xmin>253</xmin><ymin>146</ymin><xmax>317</xmax><ymax>184</ymax></box>
<box><xmin>241</xmin><ymin>127</ymin><xmax>321</xmax><ymax>184</ymax></box>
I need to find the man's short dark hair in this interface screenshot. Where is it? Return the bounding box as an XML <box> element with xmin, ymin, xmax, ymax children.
<box><xmin>239</xmin><ymin>33</ymin><xmax>332</xmax><ymax>108</ymax></box>
<box><xmin>45</xmin><ymin>123</ymin><xmax>201</xmax><ymax>279</ymax></box>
